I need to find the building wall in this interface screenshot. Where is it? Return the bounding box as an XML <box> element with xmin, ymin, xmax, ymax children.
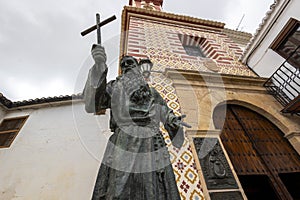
<box><xmin>168</xmin><ymin>69</ymin><xmax>300</xmax><ymax>199</ymax></box>
<box><xmin>0</xmin><ymin>102</ymin><xmax>110</xmax><ymax>200</ymax></box>
<box><xmin>122</xmin><ymin>7</ymin><xmax>300</xmax><ymax>198</ymax></box>
<box><xmin>168</xmin><ymin>70</ymin><xmax>300</xmax><ymax>143</ymax></box>
<box><xmin>245</xmin><ymin>0</ymin><xmax>300</xmax><ymax>77</ymax></box>
<box><xmin>126</xmin><ymin>16</ymin><xmax>255</xmax><ymax>76</ymax></box>
<box><xmin>240</xmin><ymin>0</ymin><xmax>300</xmax><ymax>153</ymax></box>
<box><xmin>222</xmin><ymin>28</ymin><xmax>252</xmax><ymax>50</ymax></box>
<box><xmin>122</xmin><ymin>10</ymin><xmax>256</xmax><ymax>199</ymax></box>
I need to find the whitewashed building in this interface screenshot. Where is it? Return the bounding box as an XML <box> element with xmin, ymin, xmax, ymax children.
<box><xmin>241</xmin><ymin>0</ymin><xmax>300</xmax><ymax>115</ymax></box>
<box><xmin>0</xmin><ymin>95</ymin><xmax>112</xmax><ymax>199</ymax></box>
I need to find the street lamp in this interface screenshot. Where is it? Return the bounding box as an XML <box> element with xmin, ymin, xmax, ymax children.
<box><xmin>139</xmin><ymin>58</ymin><xmax>153</xmax><ymax>79</ymax></box>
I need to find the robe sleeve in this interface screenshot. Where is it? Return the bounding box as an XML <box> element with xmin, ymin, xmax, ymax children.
<box><xmin>83</xmin><ymin>62</ymin><xmax>111</xmax><ymax>113</ymax></box>
<box><xmin>152</xmin><ymin>88</ymin><xmax>184</xmax><ymax>148</ymax></box>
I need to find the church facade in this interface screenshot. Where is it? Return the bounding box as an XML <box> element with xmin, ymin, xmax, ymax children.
<box><xmin>120</xmin><ymin>0</ymin><xmax>300</xmax><ymax>199</ymax></box>
<box><xmin>0</xmin><ymin>0</ymin><xmax>299</xmax><ymax>199</ymax></box>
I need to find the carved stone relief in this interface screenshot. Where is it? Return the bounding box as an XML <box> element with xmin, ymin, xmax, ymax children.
<box><xmin>193</xmin><ymin>137</ymin><xmax>238</xmax><ymax>190</ymax></box>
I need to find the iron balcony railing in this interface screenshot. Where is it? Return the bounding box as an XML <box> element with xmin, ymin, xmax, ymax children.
<box><xmin>264</xmin><ymin>47</ymin><xmax>300</xmax><ymax>114</ymax></box>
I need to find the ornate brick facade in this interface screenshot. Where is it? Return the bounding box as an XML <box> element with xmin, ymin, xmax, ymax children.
<box><xmin>120</xmin><ymin>5</ymin><xmax>255</xmax><ymax>200</ymax></box>
<box><xmin>125</xmin><ymin>16</ymin><xmax>255</xmax><ymax>76</ymax></box>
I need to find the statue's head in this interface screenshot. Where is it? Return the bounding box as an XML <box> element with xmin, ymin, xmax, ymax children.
<box><xmin>120</xmin><ymin>56</ymin><xmax>138</xmax><ymax>74</ymax></box>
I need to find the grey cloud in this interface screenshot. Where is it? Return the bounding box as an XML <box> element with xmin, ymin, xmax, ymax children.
<box><xmin>164</xmin><ymin>0</ymin><xmax>229</xmax><ymax>23</ymax></box>
<box><xmin>0</xmin><ymin>0</ymin><xmax>273</xmax><ymax>101</ymax></box>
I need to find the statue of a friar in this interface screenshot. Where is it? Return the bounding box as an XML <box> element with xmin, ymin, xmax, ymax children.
<box><xmin>83</xmin><ymin>44</ymin><xmax>186</xmax><ymax>200</ymax></box>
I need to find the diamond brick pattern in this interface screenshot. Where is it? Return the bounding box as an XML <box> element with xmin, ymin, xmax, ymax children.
<box><xmin>125</xmin><ymin>14</ymin><xmax>255</xmax><ymax>200</ymax></box>
<box><xmin>184</xmin><ymin>168</ymin><xmax>198</xmax><ymax>184</ymax></box>
<box><xmin>150</xmin><ymin>73</ymin><xmax>204</xmax><ymax>200</ymax></box>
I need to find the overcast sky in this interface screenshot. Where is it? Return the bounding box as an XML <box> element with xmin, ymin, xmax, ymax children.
<box><xmin>0</xmin><ymin>0</ymin><xmax>274</xmax><ymax>101</ymax></box>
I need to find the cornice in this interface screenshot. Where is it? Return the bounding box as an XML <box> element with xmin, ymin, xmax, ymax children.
<box><xmin>165</xmin><ymin>68</ymin><xmax>268</xmax><ymax>93</ymax></box>
<box><xmin>185</xmin><ymin>129</ymin><xmax>221</xmax><ymax>137</ymax></box>
<box><xmin>286</xmin><ymin>131</ymin><xmax>300</xmax><ymax>139</ymax></box>
<box><xmin>123</xmin><ymin>6</ymin><xmax>225</xmax><ymax>29</ymax></box>
<box><xmin>223</xmin><ymin>28</ymin><xmax>252</xmax><ymax>38</ymax></box>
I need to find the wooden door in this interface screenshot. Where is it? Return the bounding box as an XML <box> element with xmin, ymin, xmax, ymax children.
<box><xmin>213</xmin><ymin>104</ymin><xmax>300</xmax><ymax>200</ymax></box>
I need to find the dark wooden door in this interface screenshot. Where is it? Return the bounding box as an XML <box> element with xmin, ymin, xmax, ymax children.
<box><xmin>213</xmin><ymin>104</ymin><xmax>300</xmax><ymax>200</ymax></box>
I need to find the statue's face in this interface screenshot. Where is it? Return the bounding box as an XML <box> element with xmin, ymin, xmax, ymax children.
<box><xmin>121</xmin><ymin>56</ymin><xmax>138</xmax><ymax>73</ymax></box>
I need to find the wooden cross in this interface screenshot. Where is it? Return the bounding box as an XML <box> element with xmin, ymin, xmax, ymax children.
<box><xmin>81</xmin><ymin>13</ymin><xmax>116</xmax><ymax>45</ymax></box>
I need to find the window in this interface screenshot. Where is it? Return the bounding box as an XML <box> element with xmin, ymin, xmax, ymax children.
<box><xmin>183</xmin><ymin>45</ymin><xmax>205</xmax><ymax>57</ymax></box>
<box><xmin>178</xmin><ymin>34</ymin><xmax>206</xmax><ymax>57</ymax></box>
<box><xmin>0</xmin><ymin>116</ymin><xmax>28</xmax><ymax>148</ymax></box>
<box><xmin>271</xmin><ymin>18</ymin><xmax>300</xmax><ymax>68</ymax></box>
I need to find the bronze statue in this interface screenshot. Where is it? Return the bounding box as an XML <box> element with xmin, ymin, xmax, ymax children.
<box><xmin>83</xmin><ymin>44</ymin><xmax>187</xmax><ymax>200</ymax></box>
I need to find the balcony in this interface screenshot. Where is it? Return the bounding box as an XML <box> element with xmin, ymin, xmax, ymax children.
<box><xmin>264</xmin><ymin>59</ymin><xmax>300</xmax><ymax>115</ymax></box>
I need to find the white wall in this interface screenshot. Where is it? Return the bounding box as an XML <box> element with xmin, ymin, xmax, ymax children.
<box><xmin>0</xmin><ymin>102</ymin><xmax>112</xmax><ymax>200</ymax></box>
<box><xmin>247</xmin><ymin>0</ymin><xmax>300</xmax><ymax>77</ymax></box>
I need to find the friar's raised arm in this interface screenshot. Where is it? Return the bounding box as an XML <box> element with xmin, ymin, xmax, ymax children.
<box><xmin>83</xmin><ymin>45</ymin><xmax>110</xmax><ymax>113</ymax></box>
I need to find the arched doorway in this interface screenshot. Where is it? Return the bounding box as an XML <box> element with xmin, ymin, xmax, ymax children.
<box><xmin>213</xmin><ymin>104</ymin><xmax>300</xmax><ymax>200</ymax></box>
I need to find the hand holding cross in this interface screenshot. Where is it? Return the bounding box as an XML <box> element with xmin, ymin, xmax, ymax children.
<box><xmin>81</xmin><ymin>13</ymin><xmax>116</xmax><ymax>91</ymax></box>
<box><xmin>81</xmin><ymin>13</ymin><xmax>116</xmax><ymax>46</ymax></box>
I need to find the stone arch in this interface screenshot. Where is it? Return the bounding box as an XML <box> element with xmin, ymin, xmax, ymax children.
<box><xmin>213</xmin><ymin>99</ymin><xmax>290</xmax><ymax>134</ymax></box>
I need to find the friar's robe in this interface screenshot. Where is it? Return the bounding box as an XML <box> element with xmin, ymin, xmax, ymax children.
<box><xmin>83</xmin><ymin>62</ymin><xmax>183</xmax><ymax>200</ymax></box>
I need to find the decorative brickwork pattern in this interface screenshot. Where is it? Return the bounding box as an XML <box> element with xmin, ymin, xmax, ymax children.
<box><xmin>127</xmin><ymin>17</ymin><xmax>255</xmax><ymax>76</ymax></box>
<box><xmin>150</xmin><ymin>73</ymin><xmax>204</xmax><ymax>200</ymax></box>
<box><xmin>125</xmin><ymin>15</ymin><xmax>255</xmax><ymax>200</ymax></box>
